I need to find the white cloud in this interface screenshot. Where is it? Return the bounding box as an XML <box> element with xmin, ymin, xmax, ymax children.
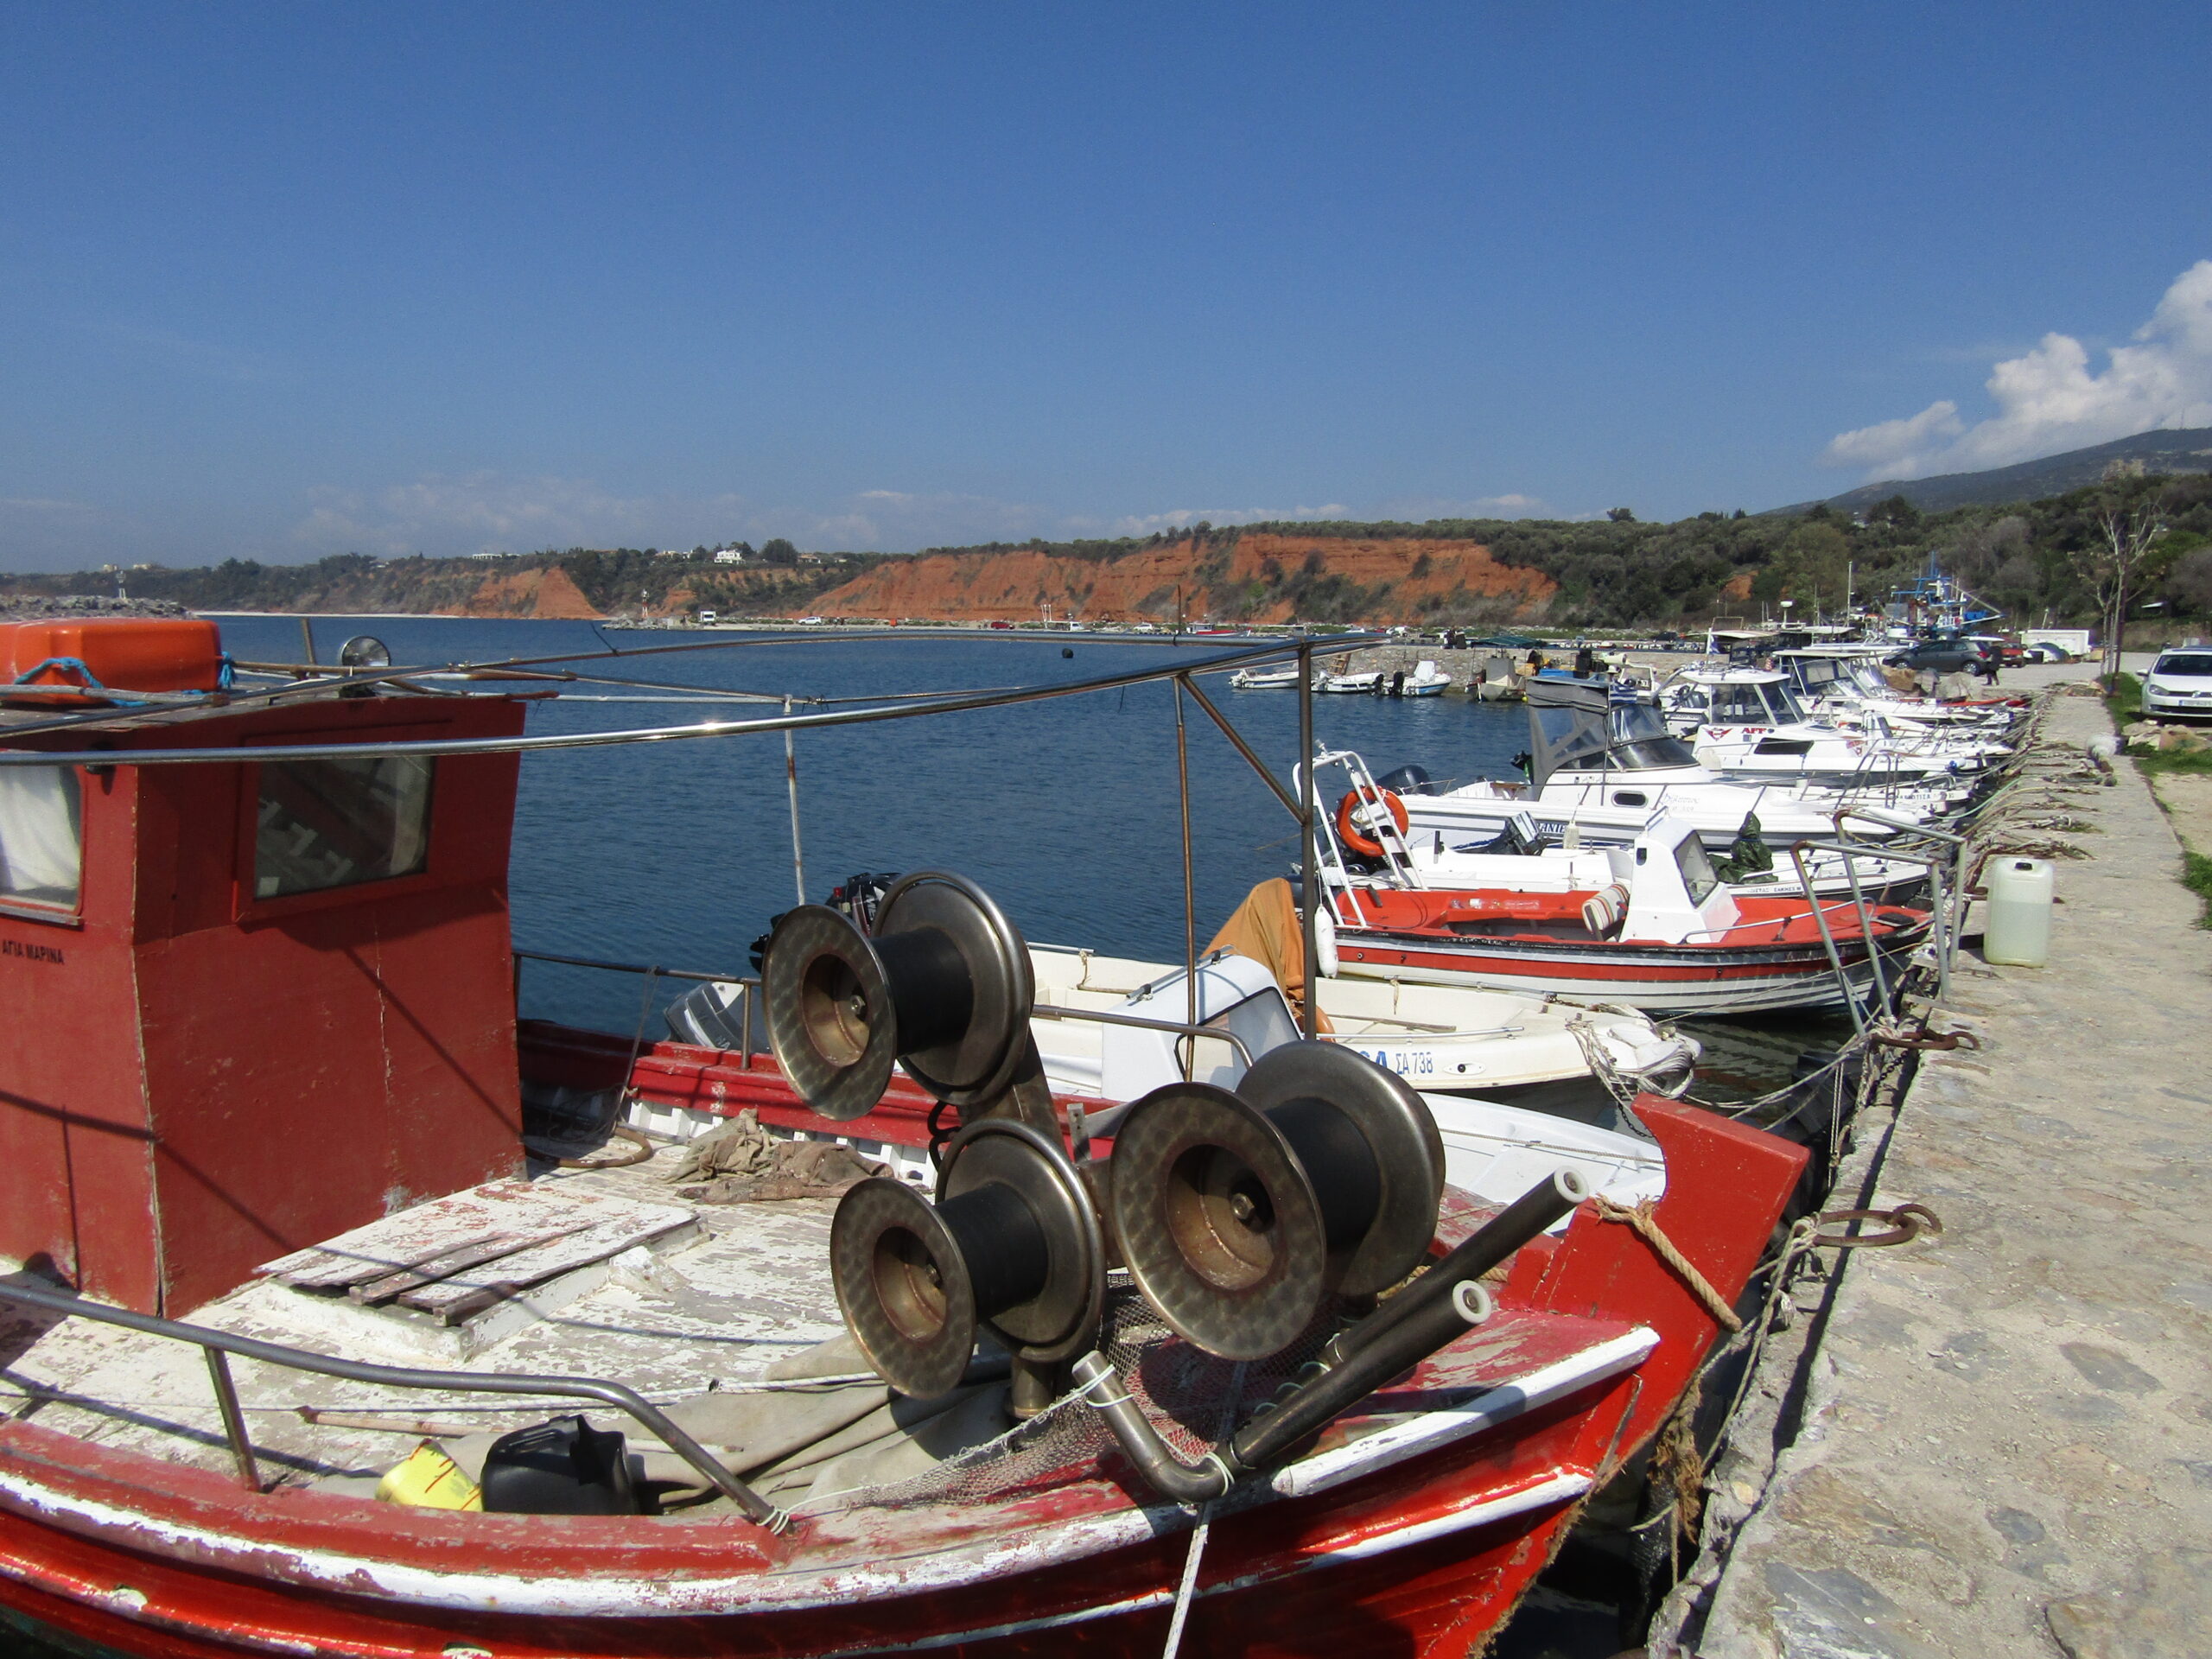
<box><xmin>287</xmin><ymin>474</ymin><xmax>1054</xmax><ymax>557</ymax></box>
<box><xmin>0</xmin><ymin>496</ymin><xmax>96</xmax><ymax>514</ymax></box>
<box><xmin>291</xmin><ymin>474</ymin><xmax>682</xmax><ymax>556</ymax></box>
<box><xmin>1379</xmin><ymin>493</ymin><xmax>1553</xmax><ymax>519</ymax></box>
<box><xmin>1824</xmin><ymin>259</ymin><xmax>2212</xmax><ymax>480</ymax></box>
<box><xmin>1820</xmin><ymin>402</ymin><xmax>1962</xmax><ymax>474</ymax></box>
<box><xmin>814</xmin><ymin>491</ymin><xmax>1045</xmax><ymax>549</ymax></box>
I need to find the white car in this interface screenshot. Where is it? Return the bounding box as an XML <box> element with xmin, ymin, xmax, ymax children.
<box><xmin>2143</xmin><ymin>649</ymin><xmax>2212</xmax><ymax>719</ymax></box>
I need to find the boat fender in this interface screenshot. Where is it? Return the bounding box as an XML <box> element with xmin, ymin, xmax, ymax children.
<box><xmin>1580</xmin><ymin>882</ymin><xmax>1630</xmax><ymax>938</ymax></box>
<box><xmin>1335</xmin><ymin>787</ymin><xmax>1408</xmax><ymax>858</ymax></box>
<box><xmin>1313</xmin><ymin>904</ymin><xmax>1338</xmax><ymax>977</ymax></box>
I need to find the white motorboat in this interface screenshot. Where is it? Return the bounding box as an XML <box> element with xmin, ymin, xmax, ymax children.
<box><xmin>1325</xmin><ymin>765</ymin><xmax>1934</xmax><ymax>906</ymax></box>
<box><xmin>1771</xmin><ymin>646</ymin><xmax>2018</xmax><ymax>736</ymax></box>
<box><xmin>1318</xmin><ymin>669</ymin><xmax>1385</xmax><ymax>693</ymax></box>
<box><xmin>1352</xmin><ymin>687</ymin><xmax>1959</xmax><ymax>856</ymax></box>
<box><xmin>1394</xmin><ymin>659</ymin><xmax>1452</xmax><ymax>696</ymax></box>
<box><xmin>1023</xmin><ymin>947</ymin><xmax>1669</xmax><ymax>1207</ymax></box>
<box><xmin>1227</xmin><ymin>664</ymin><xmax>1306</xmax><ymax>690</ymax></box>
<box><xmin>1027</xmin><ymin>944</ymin><xmax>1698</xmax><ymax>1105</ymax></box>
<box><xmin>1655</xmin><ymin>665</ymin><xmax>2003</xmax><ymax>791</ymax></box>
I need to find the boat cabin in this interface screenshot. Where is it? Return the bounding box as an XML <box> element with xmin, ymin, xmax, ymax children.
<box><xmin>0</xmin><ymin>626</ymin><xmax>528</xmax><ymax>1314</ymax></box>
<box><xmin>1659</xmin><ymin>666</ymin><xmax>1808</xmax><ymax>731</ymax></box>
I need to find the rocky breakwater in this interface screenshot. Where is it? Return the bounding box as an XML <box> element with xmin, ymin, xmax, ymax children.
<box><xmin>0</xmin><ymin>594</ymin><xmax>192</xmax><ymax>620</ymax></box>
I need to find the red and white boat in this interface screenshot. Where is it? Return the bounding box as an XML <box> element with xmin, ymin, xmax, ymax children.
<box><xmin>1322</xmin><ymin>813</ymin><xmax>1931</xmax><ymax>1015</ymax></box>
<box><xmin>0</xmin><ymin>619</ymin><xmax>1808</xmax><ymax>1657</ymax></box>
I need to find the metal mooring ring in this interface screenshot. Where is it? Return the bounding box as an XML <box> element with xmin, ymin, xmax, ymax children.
<box><xmin>1869</xmin><ymin>1024</ymin><xmax>1980</xmax><ymax>1052</ymax></box>
<box><xmin>1810</xmin><ymin>1203</ymin><xmax>1944</xmax><ymax>1249</ymax></box>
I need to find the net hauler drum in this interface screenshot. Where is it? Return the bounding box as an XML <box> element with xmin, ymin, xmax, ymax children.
<box><xmin>760</xmin><ymin>870</ymin><xmax>1034</xmax><ymax>1122</ymax></box>
<box><xmin>1107</xmin><ymin>1042</ymin><xmax>1444</xmax><ymax>1360</ymax></box>
<box><xmin>831</xmin><ymin>1120</ymin><xmax>1104</xmax><ymax>1399</ymax></box>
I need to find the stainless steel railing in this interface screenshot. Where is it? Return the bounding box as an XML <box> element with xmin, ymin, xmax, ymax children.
<box><xmin>0</xmin><ymin>1274</ymin><xmax>782</xmax><ymax>1525</ymax></box>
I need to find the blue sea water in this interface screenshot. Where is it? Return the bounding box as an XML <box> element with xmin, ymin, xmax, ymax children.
<box><xmin>213</xmin><ymin>616</ymin><xmax>1528</xmax><ymax>1032</ymax></box>
<box><xmin>209</xmin><ymin>614</ymin><xmax>1824</xmax><ymax>1096</ymax></box>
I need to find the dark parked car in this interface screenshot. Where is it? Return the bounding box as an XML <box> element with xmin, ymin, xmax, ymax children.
<box><xmin>1885</xmin><ymin>634</ymin><xmax>1990</xmax><ymax>675</ymax></box>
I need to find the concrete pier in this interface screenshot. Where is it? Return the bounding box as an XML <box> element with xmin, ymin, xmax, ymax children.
<box><xmin>1667</xmin><ymin>677</ymin><xmax>2212</xmax><ymax>1658</ymax></box>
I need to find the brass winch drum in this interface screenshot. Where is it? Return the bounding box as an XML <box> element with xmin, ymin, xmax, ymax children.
<box><xmin>1107</xmin><ymin>1043</ymin><xmax>1444</xmax><ymax>1361</ymax></box>
<box><xmin>830</xmin><ymin>1119</ymin><xmax>1104</xmax><ymax>1399</ymax></box>
<box><xmin>761</xmin><ymin>870</ymin><xmax>1034</xmax><ymax>1121</ymax></box>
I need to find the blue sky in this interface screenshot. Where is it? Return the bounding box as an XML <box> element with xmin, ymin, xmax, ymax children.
<box><xmin>3</xmin><ymin>3</ymin><xmax>2209</xmax><ymax>569</ymax></box>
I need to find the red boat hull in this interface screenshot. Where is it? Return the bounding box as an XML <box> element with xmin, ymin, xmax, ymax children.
<box><xmin>0</xmin><ymin>1058</ymin><xmax>1804</xmax><ymax>1658</ymax></box>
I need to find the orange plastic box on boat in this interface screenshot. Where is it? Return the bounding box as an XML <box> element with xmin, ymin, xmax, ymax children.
<box><xmin>0</xmin><ymin>617</ymin><xmax>226</xmax><ymax>700</ymax></box>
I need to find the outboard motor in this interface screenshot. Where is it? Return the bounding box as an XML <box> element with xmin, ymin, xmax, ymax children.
<box><xmin>1463</xmin><ymin>809</ymin><xmax>1548</xmax><ymax>857</ymax></box>
<box><xmin>1373</xmin><ymin>763</ymin><xmax>1441</xmax><ymax>797</ymax></box>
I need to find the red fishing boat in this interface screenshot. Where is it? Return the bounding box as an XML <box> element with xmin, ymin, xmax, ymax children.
<box><xmin>1324</xmin><ymin>814</ymin><xmax>1932</xmax><ymax>1015</ymax></box>
<box><xmin>0</xmin><ymin>620</ymin><xmax>1806</xmax><ymax>1656</ymax></box>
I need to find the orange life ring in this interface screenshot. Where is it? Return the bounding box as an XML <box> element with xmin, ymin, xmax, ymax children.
<box><xmin>1335</xmin><ymin>787</ymin><xmax>1409</xmax><ymax>857</ymax></box>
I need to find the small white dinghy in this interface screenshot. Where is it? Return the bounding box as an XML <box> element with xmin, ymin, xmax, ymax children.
<box><xmin>1227</xmin><ymin>665</ymin><xmax>1306</xmax><ymax>690</ymax></box>
<box><xmin>1025</xmin><ymin>947</ymin><xmax>1667</xmax><ymax>1212</ymax></box>
<box><xmin>1027</xmin><ymin>944</ymin><xmax>1697</xmax><ymax>1103</ymax></box>
<box><xmin>1396</xmin><ymin>659</ymin><xmax>1452</xmax><ymax>696</ymax></box>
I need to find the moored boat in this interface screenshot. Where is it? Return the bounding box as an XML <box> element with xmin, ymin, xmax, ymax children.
<box><xmin>1317</xmin><ymin>669</ymin><xmax>1384</xmax><ymax>693</ymax></box>
<box><xmin>1322</xmin><ymin>814</ymin><xmax>1931</xmax><ymax>1015</ymax></box>
<box><xmin>0</xmin><ymin>619</ymin><xmax>1808</xmax><ymax>1657</ymax></box>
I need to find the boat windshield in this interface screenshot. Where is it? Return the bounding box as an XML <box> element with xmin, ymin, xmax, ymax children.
<box><xmin>1605</xmin><ymin>702</ymin><xmax>1699</xmax><ymax>769</ymax></box>
<box><xmin>1703</xmin><ymin>680</ymin><xmax>1789</xmax><ymax>724</ymax></box>
<box><xmin>1790</xmin><ymin>656</ymin><xmax>1845</xmax><ymax>690</ymax></box>
<box><xmin>1674</xmin><ymin>833</ymin><xmax>1720</xmax><ymax>906</ymax></box>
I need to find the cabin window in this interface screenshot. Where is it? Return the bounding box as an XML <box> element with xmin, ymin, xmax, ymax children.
<box><xmin>0</xmin><ymin>766</ymin><xmax>82</xmax><ymax>911</ymax></box>
<box><xmin>1613</xmin><ymin>791</ymin><xmax>1648</xmax><ymax>807</ymax></box>
<box><xmin>254</xmin><ymin>756</ymin><xmax>435</xmax><ymax>899</ymax></box>
<box><xmin>1674</xmin><ymin>835</ymin><xmax>1720</xmax><ymax>906</ymax></box>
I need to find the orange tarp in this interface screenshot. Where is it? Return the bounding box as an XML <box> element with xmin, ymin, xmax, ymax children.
<box><xmin>1205</xmin><ymin>879</ymin><xmax>1332</xmax><ymax>1033</ymax></box>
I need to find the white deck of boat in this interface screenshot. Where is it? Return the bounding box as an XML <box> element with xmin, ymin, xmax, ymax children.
<box><xmin>0</xmin><ymin>1148</ymin><xmax>850</xmax><ymax>1496</ymax></box>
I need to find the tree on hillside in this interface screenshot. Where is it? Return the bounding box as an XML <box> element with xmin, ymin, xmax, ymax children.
<box><xmin>2076</xmin><ymin>505</ymin><xmax>2167</xmax><ymax>677</ymax></box>
<box><xmin>759</xmin><ymin>538</ymin><xmax>800</xmax><ymax>566</ymax></box>
<box><xmin>1757</xmin><ymin>521</ymin><xmax>1853</xmax><ymax>614</ymax></box>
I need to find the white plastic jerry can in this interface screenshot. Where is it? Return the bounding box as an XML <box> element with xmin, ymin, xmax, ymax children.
<box><xmin>1983</xmin><ymin>856</ymin><xmax>2054</xmax><ymax>968</ymax></box>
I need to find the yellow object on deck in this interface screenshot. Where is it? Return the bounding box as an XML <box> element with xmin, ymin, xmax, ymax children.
<box><xmin>1205</xmin><ymin>879</ymin><xmax>1333</xmax><ymax>1033</ymax></box>
<box><xmin>375</xmin><ymin>1442</ymin><xmax>484</xmax><ymax>1510</ymax></box>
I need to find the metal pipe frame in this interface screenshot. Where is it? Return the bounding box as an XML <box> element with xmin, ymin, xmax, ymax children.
<box><xmin>512</xmin><ymin>951</ymin><xmax>1258</xmax><ymax>1071</ymax></box>
<box><xmin>1803</xmin><ymin>837</ymin><xmax>1959</xmax><ymax>1002</ymax></box>
<box><xmin>1030</xmin><ymin>1001</ymin><xmax>1258</xmax><ymax>1070</ymax></box>
<box><xmin>1834</xmin><ymin>844</ymin><xmax>1893</xmax><ymax>1014</ymax></box>
<box><xmin>1175</xmin><ymin>678</ymin><xmax>1197</xmax><ymax>1081</ymax></box>
<box><xmin>0</xmin><ymin>632</ymin><xmax>1389</xmax><ymax>768</ymax></box>
<box><xmin>0</xmin><ymin>1277</ymin><xmax>782</xmax><ymax>1525</ymax></box>
<box><xmin>1299</xmin><ymin>642</ymin><xmax>1320</xmax><ymax>1039</ymax></box>
<box><xmin>1789</xmin><ymin>842</ymin><xmax>1866</xmax><ymax>1034</ymax></box>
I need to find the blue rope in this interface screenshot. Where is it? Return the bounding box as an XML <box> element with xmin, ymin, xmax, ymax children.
<box><xmin>9</xmin><ymin>657</ymin><xmax>152</xmax><ymax>707</ymax></box>
<box><xmin>11</xmin><ymin>656</ymin><xmax>107</xmax><ymax>690</ymax></box>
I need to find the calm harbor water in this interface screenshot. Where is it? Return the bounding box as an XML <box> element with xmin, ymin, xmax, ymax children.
<box><xmin>218</xmin><ymin>614</ymin><xmax>1832</xmax><ymax>1096</ymax></box>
